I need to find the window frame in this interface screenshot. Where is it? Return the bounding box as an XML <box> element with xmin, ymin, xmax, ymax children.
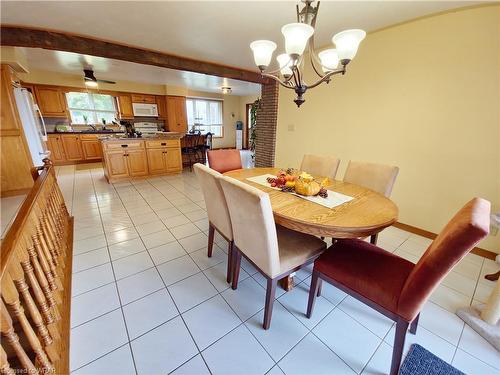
<box><xmin>186</xmin><ymin>97</ymin><xmax>224</xmax><ymax>138</ymax></box>
<box><xmin>65</xmin><ymin>91</ymin><xmax>117</xmax><ymax>125</ymax></box>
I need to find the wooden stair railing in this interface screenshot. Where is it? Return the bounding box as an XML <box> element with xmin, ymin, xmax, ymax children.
<box><xmin>1</xmin><ymin>159</ymin><xmax>73</xmax><ymax>375</ymax></box>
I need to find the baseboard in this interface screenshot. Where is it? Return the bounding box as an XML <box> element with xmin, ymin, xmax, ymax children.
<box><xmin>393</xmin><ymin>222</ymin><xmax>497</xmax><ymax>260</ymax></box>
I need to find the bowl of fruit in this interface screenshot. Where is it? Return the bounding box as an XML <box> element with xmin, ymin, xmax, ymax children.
<box><xmin>266</xmin><ymin>169</ymin><xmax>328</xmax><ymax>198</ymax></box>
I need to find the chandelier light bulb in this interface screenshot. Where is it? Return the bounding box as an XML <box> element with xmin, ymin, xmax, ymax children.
<box><xmin>318</xmin><ymin>49</ymin><xmax>339</xmax><ymax>72</ymax></box>
<box><xmin>281</xmin><ymin>23</ymin><xmax>314</xmax><ymax>58</ymax></box>
<box><xmin>277</xmin><ymin>54</ymin><xmax>293</xmax><ymax>78</ymax></box>
<box><xmin>250</xmin><ymin>40</ymin><xmax>277</xmax><ymax>70</ymax></box>
<box><xmin>332</xmin><ymin>29</ymin><xmax>366</xmax><ymax>63</ymax></box>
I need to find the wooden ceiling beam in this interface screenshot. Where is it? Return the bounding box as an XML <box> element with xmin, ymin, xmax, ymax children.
<box><xmin>0</xmin><ymin>25</ymin><xmax>267</xmax><ymax>85</ymax></box>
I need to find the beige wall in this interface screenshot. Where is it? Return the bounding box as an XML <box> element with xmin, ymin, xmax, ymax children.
<box><xmin>276</xmin><ymin>5</ymin><xmax>500</xmax><ymax>253</ymax></box>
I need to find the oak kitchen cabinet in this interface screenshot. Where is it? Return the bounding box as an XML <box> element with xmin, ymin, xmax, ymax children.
<box><xmin>166</xmin><ymin>96</ymin><xmax>188</xmax><ymax>133</ymax></box>
<box><xmin>101</xmin><ymin>136</ymin><xmax>182</xmax><ymax>183</ymax></box>
<box><xmin>145</xmin><ymin>139</ymin><xmax>182</xmax><ymax>175</ymax></box>
<box><xmin>131</xmin><ymin>94</ymin><xmax>156</xmax><ymax>104</ymax></box>
<box><xmin>61</xmin><ymin>134</ymin><xmax>84</xmax><ymax>161</ymax></box>
<box><xmin>47</xmin><ymin>133</ymin><xmax>104</xmax><ymax>164</ymax></box>
<box><xmin>34</xmin><ymin>86</ymin><xmax>67</xmax><ymax>117</ymax></box>
<box><xmin>116</xmin><ymin>94</ymin><xmax>134</xmax><ymax>119</ymax></box>
<box><xmin>46</xmin><ymin>135</ymin><xmax>66</xmax><ymax>163</ymax></box>
<box><xmin>156</xmin><ymin>95</ymin><xmax>167</xmax><ymax>121</ymax></box>
<box><xmin>81</xmin><ymin>134</ymin><xmax>103</xmax><ymax>160</ymax></box>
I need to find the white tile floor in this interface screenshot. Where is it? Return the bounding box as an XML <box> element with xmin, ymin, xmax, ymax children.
<box><xmin>50</xmin><ymin>162</ymin><xmax>500</xmax><ymax>374</ymax></box>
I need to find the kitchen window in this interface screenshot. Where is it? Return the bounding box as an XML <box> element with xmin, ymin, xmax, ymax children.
<box><xmin>186</xmin><ymin>98</ymin><xmax>223</xmax><ymax>137</ymax></box>
<box><xmin>66</xmin><ymin>92</ymin><xmax>117</xmax><ymax>125</ymax></box>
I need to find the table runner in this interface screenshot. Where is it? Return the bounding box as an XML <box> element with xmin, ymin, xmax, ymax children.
<box><xmin>245</xmin><ymin>174</ymin><xmax>354</xmax><ymax>209</ymax></box>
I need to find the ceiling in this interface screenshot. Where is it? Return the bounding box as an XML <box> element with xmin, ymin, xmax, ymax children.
<box><xmin>19</xmin><ymin>47</ymin><xmax>262</xmax><ymax>96</ymax></box>
<box><xmin>1</xmin><ymin>1</ymin><xmax>479</xmax><ymax>70</ymax></box>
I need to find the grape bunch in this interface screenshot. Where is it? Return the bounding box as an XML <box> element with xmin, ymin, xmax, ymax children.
<box><xmin>318</xmin><ymin>188</ymin><xmax>328</xmax><ymax>198</ymax></box>
<box><xmin>286</xmin><ymin>168</ymin><xmax>295</xmax><ymax>175</ymax></box>
<box><xmin>266</xmin><ymin>177</ymin><xmax>276</xmax><ymax>184</ymax></box>
<box><xmin>281</xmin><ymin>186</ymin><xmax>294</xmax><ymax>193</ymax></box>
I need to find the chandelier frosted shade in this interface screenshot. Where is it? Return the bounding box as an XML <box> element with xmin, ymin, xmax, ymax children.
<box><xmin>281</xmin><ymin>23</ymin><xmax>314</xmax><ymax>57</ymax></box>
<box><xmin>332</xmin><ymin>29</ymin><xmax>366</xmax><ymax>62</ymax></box>
<box><xmin>277</xmin><ymin>54</ymin><xmax>293</xmax><ymax>77</ymax></box>
<box><xmin>250</xmin><ymin>40</ymin><xmax>277</xmax><ymax>69</ymax></box>
<box><xmin>318</xmin><ymin>49</ymin><xmax>339</xmax><ymax>72</ymax></box>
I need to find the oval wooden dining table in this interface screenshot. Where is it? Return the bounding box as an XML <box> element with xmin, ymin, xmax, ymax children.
<box><xmin>224</xmin><ymin>167</ymin><xmax>399</xmax><ymax>289</ymax></box>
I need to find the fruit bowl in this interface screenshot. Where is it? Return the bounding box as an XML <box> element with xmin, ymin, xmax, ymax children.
<box><xmin>266</xmin><ymin>169</ymin><xmax>328</xmax><ymax>198</ymax></box>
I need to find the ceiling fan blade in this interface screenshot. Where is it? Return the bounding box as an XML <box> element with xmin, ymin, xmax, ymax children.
<box><xmin>96</xmin><ymin>79</ymin><xmax>116</xmax><ymax>84</ymax></box>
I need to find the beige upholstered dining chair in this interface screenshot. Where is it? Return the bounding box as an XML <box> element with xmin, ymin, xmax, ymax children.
<box><xmin>343</xmin><ymin>160</ymin><xmax>399</xmax><ymax>244</ymax></box>
<box><xmin>193</xmin><ymin>163</ymin><xmax>234</xmax><ymax>282</ymax></box>
<box><xmin>219</xmin><ymin>175</ymin><xmax>326</xmax><ymax>329</ymax></box>
<box><xmin>300</xmin><ymin>154</ymin><xmax>340</xmax><ymax>179</ymax></box>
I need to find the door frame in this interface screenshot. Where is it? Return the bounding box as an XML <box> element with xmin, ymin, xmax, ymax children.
<box><xmin>244</xmin><ymin>103</ymin><xmax>252</xmax><ymax>150</ymax></box>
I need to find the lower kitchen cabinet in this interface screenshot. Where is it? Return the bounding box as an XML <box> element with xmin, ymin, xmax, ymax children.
<box><xmin>81</xmin><ymin>136</ymin><xmax>103</xmax><ymax>160</ymax></box>
<box><xmin>126</xmin><ymin>149</ymin><xmax>149</xmax><ymax>177</ymax></box>
<box><xmin>102</xmin><ymin>137</ymin><xmax>182</xmax><ymax>183</ymax></box>
<box><xmin>61</xmin><ymin>135</ymin><xmax>84</xmax><ymax>161</ymax></box>
<box><xmin>165</xmin><ymin>147</ymin><xmax>182</xmax><ymax>172</ymax></box>
<box><xmin>46</xmin><ymin>135</ymin><xmax>66</xmax><ymax>163</ymax></box>
<box><xmin>47</xmin><ymin>133</ymin><xmax>104</xmax><ymax>164</ymax></box>
<box><xmin>105</xmin><ymin>150</ymin><xmax>129</xmax><ymax>179</ymax></box>
<box><xmin>147</xmin><ymin>148</ymin><xmax>168</xmax><ymax>175</ymax></box>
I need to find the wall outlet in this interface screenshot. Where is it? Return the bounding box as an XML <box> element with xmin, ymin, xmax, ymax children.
<box><xmin>288</xmin><ymin>124</ymin><xmax>295</xmax><ymax>132</ymax></box>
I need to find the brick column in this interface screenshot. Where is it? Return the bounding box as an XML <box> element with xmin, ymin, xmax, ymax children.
<box><xmin>255</xmin><ymin>81</ymin><xmax>279</xmax><ymax>167</ymax></box>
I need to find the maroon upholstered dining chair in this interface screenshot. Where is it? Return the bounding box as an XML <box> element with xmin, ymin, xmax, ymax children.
<box><xmin>207</xmin><ymin>149</ymin><xmax>243</xmax><ymax>174</ymax></box>
<box><xmin>306</xmin><ymin>198</ymin><xmax>490</xmax><ymax>375</ymax></box>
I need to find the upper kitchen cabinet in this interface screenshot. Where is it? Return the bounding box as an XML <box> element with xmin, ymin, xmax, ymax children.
<box><xmin>34</xmin><ymin>86</ymin><xmax>67</xmax><ymax>117</ymax></box>
<box><xmin>166</xmin><ymin>96</ymin><xmax>188</xmax><ymax>133</ymax></box>
<box><xmin>156</xmin><ymin>95</ymin><xmax>167</xmax><ymax>120</ymax></box>
<box><xmin>116</xmin><ymin>94</ymin><xmax>134</xmax><ymax>119</ymax></box>
<box><xmin>131</xmin><ymin>94</ymin><xmax>156</xmax><ymax>104</ymax></box>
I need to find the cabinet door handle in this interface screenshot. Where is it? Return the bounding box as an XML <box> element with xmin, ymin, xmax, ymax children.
<box><xmin>161</xmin><ymin>143</ymin><xmax>166</xmax><ymax>146</ymax></box>
<box><xmin>121</xmin><ymin>144</ymin><xmax>128</xmax><ymax>148</ymax></box>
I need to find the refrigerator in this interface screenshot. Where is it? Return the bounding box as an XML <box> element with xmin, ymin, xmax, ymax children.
<box><xmin>13</xmin><ymin>87</ymin><xmax>50</xmax><ymax>166</ymax></box>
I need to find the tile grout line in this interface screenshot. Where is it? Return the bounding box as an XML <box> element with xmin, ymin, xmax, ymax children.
<box><xmin>88</xmin><ymin>166</ymin><xmax>140</xmax><ymax>375</ymax></box>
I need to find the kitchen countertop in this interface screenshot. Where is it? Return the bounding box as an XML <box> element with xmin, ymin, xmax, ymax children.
<box><xmin>99</xmin><ymin>132</ymin><xmax>183</xmax><ymax>142</ymax></box>
<box><xmin>47</xmin><ymin>130</ymin><xmax>125</xmax><ymax>134</ymax></box>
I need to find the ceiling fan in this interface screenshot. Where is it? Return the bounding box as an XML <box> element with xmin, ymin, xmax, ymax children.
<box><xmin>83</xmin><ymin>69</ymin><xmax>115</xmax><ymax>87</ymax></box>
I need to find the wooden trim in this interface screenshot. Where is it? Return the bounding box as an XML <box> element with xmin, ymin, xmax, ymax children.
<box><xmin>0</xmin><ymin>187</ymin><xmax>31</xmax><ymax>197</ymax></box>
<box><xmin>393</xmin><ymin>221</ymin><xmax>496</xmax><ymax>260</ymax></box>
<box><xmin>1</xmin><ymin>25</ymin><xmax>268</xmax><ymax>84</ymax></box>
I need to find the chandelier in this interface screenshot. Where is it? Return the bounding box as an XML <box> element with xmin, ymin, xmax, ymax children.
<box><xmin>250</xmin><ymin>0</ymin><xmax>366</xmax><ymax>107</ymax></box>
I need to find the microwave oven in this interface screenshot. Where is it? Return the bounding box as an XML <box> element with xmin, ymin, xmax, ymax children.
<box><xmin>132</xmin><ymin>103</ymin><xmax>158</xmax><ymax>117</ymax></box>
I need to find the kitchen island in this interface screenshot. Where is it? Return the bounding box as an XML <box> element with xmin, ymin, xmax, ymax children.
<box><xmin>100</xmin><ymin>133</ymin><xmax>183</xmax><ymax>183</ymax></box>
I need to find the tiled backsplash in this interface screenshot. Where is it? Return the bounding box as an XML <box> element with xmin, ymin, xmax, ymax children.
<box><xmin>44</xmin><ymin>117</ymin><xmax>165</xmax><ymax>132</ymax></box>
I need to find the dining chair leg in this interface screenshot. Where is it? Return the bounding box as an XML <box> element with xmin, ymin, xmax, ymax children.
<box><xmin>409</xmin><ymin>313</ymin><xmax>420</xmax><ymax>334</ymax></box>
<box><xmin>226</xmin><ymin>241</ymin><xmax>234</xmax><ymax>283</ymax></box>
<box><xmin>316</xmin><ymin>279</ymin><xmax>323</xmax><ymax>297</ymax></box>
<box><xmin>207</xmin><ymin>224</ymin><xmax>215</xmax><ymax>258</ymax></box>
<box><xmin>307</xmin><ymin>270</ymin><xmax>320</xmax><ymax>318</ymax></box>
<box><xmin>390</xmin><ymin>319</ymin><xmax>409</xmax><ymax>375</ymax></box>
<box><xmin>370</xmin><ymin>233</ymin><xmax>378</xmax><ymax>245</ymax></box>
<box><xmin>263</xmin><ymin>278</ymin><xmax>277</xmax><ymax>330</ymax></box>
<box><xmin>231</xmin><ymin>248</ymin><xmax>242</xmax><ymax>290</ymax></box>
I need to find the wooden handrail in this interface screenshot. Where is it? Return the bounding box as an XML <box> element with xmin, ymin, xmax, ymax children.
<box><xmin>1</xmin><ymin>159</ymin><xmax>73</xmax><ymax>375</ymax></box>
